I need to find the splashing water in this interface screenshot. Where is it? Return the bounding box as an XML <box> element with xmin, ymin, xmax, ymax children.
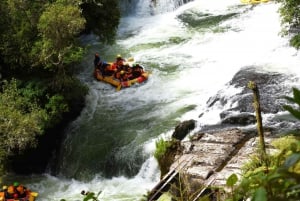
<box><xmin>5</xmin><ymin>1</ymin><xmax>300</xmax><ymax>200</ymax></box>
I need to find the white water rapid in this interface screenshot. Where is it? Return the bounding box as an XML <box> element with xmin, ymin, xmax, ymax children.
<box><xmin>5</xmin><ymin>0</ymin><xmax>300</xmax><ymax>200</ymax></box>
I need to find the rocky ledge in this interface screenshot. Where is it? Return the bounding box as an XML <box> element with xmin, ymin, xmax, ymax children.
<box><xmin>150</xmin><ymin>66</ymin><xmax>299</xmax><ymax>200</ymax></box>
<box><xmin>155</xmin><ymin>128</ymin><xmax>277</xmax><ymax>201</ymax></box>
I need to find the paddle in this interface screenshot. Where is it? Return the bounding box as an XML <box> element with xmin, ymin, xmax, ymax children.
<box><xmin>116</xmin><ymin>84</ymin><xmax>122</xmax><ymax>91</ymax></box>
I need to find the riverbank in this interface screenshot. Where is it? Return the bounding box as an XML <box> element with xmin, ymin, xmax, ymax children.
<box><xmin>152</xmin><ymin>127</ymin><xmax>278</xmax><ymax>201</ymax></box>
<box><xmin>150</xmin><ymin>65</ymin><xmax>300</xmax><ymax>200</ymax></box>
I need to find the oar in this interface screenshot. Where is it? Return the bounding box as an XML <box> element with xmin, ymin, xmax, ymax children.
<box><xmin>116</xmin><ymin>84</ymin><xmax>122</xmax><ymax>91</ymax></box>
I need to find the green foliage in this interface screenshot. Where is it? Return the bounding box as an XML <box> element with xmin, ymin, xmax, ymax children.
<box><xmin>0</xmin><ymin>79</ymin><xmax>48</xmax><ymax>172</ymax></box>
<box><xmin>45</xmin><ymin>94</ymin><xmax>69</xmax><ymax>126</ymax></box>
<box><xmin>283</xmin><ymin>88</ymin><xmax>300</xmax><ymax>120</ymax></box>
<box><xmin>252</xmin><ymin>187</ymin><xmax>267</xmax><ymax>201</ymax></box>
<box><xmin>0</xmin><ymin>0</ymin><xmax>116</xmax><ymax>175</ymax></box>
<box><xmin>228</xmin><ymin>136</ymin><xmax>300</xmax><ymax>201</ymax></box>
<box><xmin>275</xmin><ymin>0</ymin><xmax>300</xmax><ymax>48</ymax></box>
<box><xmin>275</xmin><ymin>0</ymin><xmax>300</xmax><ymax>32</ymax></box>
<box><xmin>80</xmin><ymin>0</ymin><xmax>120</xmax><ymax>44</ymax></box>
<box><xmin>226</xmin><ymin>173</ymin><xmax>238</xmax><ymax>187</ymax></box>
<box><xmin>290</xmin><ymin>34</ymin><xmax>300</xmax><ymax>49</ymax></box>
<box><xmin>0</xmin><ymin>0</ymin><xmax>45</xmax><ymax>72</ymax></box>
<box><xmin>60</xmin><ymin>190</ymin><xmax>102</xmax><ymax>201</ymax></box>
<box><xmin>83</xmin><ymin>191</ymin><xmax>99</xmax><ymax>201</ymax></box>
<box><xmin>225</xmin><ymin>174</ymin><xmax>239</xmax><ymax>201</ymax></box>
<box><xmin>154</xmin><ymin>138</ymin><xmax>172</xmax><ymax>161</ymax></box>
<box><xmin>33</xmin><ymin>0</ymin><xmax>86</xmax><ymax>70</ymax></box>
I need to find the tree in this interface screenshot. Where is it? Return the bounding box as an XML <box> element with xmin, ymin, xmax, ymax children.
<box><xmin>0</xmin><ymin>0</ymin><xmax>47</xmax><ymax>75</ymax></box>
<box><xmin>0</xmin><ymin>79</ymin><xmax>48</xmax><ymax>172</ymax></box>
<box><xmin>80</xmin><ymin>0</ymin><xmax>120</xmax><ymax>44</ymax></box>
<box><xmin>33</xmin><ymin>0</ymin><xmax>86</xmax><ymax>69</ymax></box>
<box><xmin>31</xmin><ymin>0</ymin><xmax>86</xmax><ymax>91</ymax></box>
<box><xmin>275</xmin><ymin>0</ymin><xmax>300</xmax><ymax>49</ymax></box>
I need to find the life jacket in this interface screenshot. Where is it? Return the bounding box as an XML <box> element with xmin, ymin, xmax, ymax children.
<box><xmin>5</xmin><ymin>186</ymin><xmax>15</xmax><ymax>199</ymax></box>
<box><xmin>111</xmin><ymin>63</ymin><xmax>117</xmax><ymax>70</ymax></box>
<box><xmin>16</xmin><ymin>185</ymin><xmax>26</xmax><ymax>198</ymax></box>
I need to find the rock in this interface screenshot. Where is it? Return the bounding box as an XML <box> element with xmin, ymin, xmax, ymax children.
<box><xmin>220</xmin><ymin>112</ymin><xmax>256</xmax><ymax>125</ymax></box>
<box><xmin>206</xmin><ymin>66</ymin><xmax>296</xmax><ymax>114</ymax></box>
<box><xmin>172</xmin><ymin>120</ymin><xmax>196</xmax><ymax>140</ymax></box>
<box><xmin>164</xmin><ymin>129</ymin><xmax>274</xmax><ymax>199</ymax></box>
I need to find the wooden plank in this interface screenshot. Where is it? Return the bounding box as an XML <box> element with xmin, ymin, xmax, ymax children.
<box><xmin>147</xmin><ymin>155</ymin><xmax>195</xmax><ymax>201</ymax></box>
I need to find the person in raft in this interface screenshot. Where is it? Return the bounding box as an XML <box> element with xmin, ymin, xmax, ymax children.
<box><xmin>2</xmin><ymin>182</ymin><xmax>29</xmax><ymax>200</ymax></box>
<box><xmin>94</xmin><ymin>53</ymin><xmax>111</xmax><ymax>75</ymax></box>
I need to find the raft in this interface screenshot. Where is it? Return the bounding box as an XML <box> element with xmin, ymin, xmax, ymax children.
<box><xmin>240</xmin><ymin>0</ymin><xmax>269</xmax><ymax>4</ymax></box>
<box><xmin>0</xmin><ymin>191</ymin><xmax>38</xmax><ymax>201</ymax></box>
<box><xmin>94</xmin><ymin>64</ymin><xmax>150</xmax><ymax>91</ymax></box>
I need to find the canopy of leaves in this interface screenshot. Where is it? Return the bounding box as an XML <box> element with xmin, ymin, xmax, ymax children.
<box><xmin>0</xmin><ymin>0</ymin><xmax>119</xmax><ymax>174</ymax></box>
<box><xmin>80</xmin><ymin>0</ymin><xmax>120</xmax><ymax>44</ymax></box>
<box><xmin>0</xmin><ymin>0</ymin><xmax>47</xmax><ymax>74</ymax></box>
<box><xmin>275</xmin><ymin>0</ymin><xmax>300</xmax><ymax>49</ymax></box>
<box><xmin>229</xmin><ymin>136</ymin><xmax>300</xmax><ymax>201</ymax></box>
<box><xmin>33</xmin><ymin>0</ymin><xmax>86</xmax><ymax>70</ymax></box>
<box><xmin>0</xmin><ymin>79</ymin><xmax>47</xmax><ymax>152</ymax></box>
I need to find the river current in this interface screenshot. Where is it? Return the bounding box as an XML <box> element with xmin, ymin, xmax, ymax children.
<box><xmin>4</xmin><ymin>0</ymin><xmax>300</xmax><ymax>200</ymax></box>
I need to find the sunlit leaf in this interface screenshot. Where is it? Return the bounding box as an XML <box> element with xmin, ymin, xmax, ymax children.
<box><xmin>226</xmin><ymin>173</ymin><xmax>238</xmax><ymax>187</ymax></box>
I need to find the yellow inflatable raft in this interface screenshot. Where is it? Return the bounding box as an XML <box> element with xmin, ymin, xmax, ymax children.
<box><xmin>94</xmin><ymin>63</ymin><xmax>150</xmax><ymax>91</ymax></box>
<box><xmin>0</xmin><ymin>190</ymin><xmax>38</xmax><ymax>201</ymax></box>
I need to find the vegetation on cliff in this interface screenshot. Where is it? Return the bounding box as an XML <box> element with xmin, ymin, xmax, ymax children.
<box><xmin>275</xmin><ymin>0</ymin><xmax>300</xmax><ymax>49</ymax></box>
<box><xmin>0</xmin><ymin>0</ymin><xmax>120</xmax><ymax>174</ymax></box>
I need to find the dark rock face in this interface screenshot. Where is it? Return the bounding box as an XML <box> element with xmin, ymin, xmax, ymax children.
<box><xmin>172</xmin><ymin>120</ymin><xmax>196</xmax><ymax>140</ymax></box>
<box><xmin>220</xmin><ymin>112</ymin><xmax>256</xmax><ymax>125</ymax></box>
<box><xmin>207</xmin><ymin>66</ymin><xmax>295</xmax><ymax>114</ymax></box>
<box><xmin>205</xmin><ymin>67</ymin><xmax>299</xmax><ymax>130</ymax></box>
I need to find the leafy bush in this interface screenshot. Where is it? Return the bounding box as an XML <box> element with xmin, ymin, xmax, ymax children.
<box><xmin>154</xmin><ymin>138</ymin><xmax>172</xmax><ymax>161</ymax></box>
<box><xmin>226</xmin><ymin>136</ymin><xmax>300</xmax><ymax>201</ymax></box>
<box><xmin>283</xmin><ymin>88</ymin><xmax>300</xmax><ymax>120</ymax></box>
<box><xmin>0</xmin><ymin>79</ymin><xmax>48</xmax><ymax>172</ymax></box>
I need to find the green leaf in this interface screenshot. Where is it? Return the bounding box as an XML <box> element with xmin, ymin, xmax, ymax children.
<box><xmin>226</xmin><ymin>173</ymin><xmax>238</xmax><ymax>187</ymax></box>
<box><xmin>83</xmin><ymin>192</ymin><xmax>95</xmax><ymax>201</ymax></box>
<box><xmin>253</xmin><ymin>187</ymin><xmax>267</xmax><ymax>201</ymax></box>
<box><xmin>292</xmin><ymin>88</ymin><xmax>300</xmax><ymax>103</ymax></box>
<box><xmin>284</xmin><ymin>153</ymin><xmax>300</xmax><ymax>168</ymax></box>
<box><xmin>283</xmin><ymin>105</ymin><xmax>300</xmax><ymax>120</ymax></box>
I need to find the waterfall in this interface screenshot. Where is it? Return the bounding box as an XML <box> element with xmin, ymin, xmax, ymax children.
<box><xmin>119</xmin><ymin>0</ymin><xmax>194</xmax><ymax>16</ymax></box>
<box><xmin>6</xmin><ymin>1</ymin><xmax>300</xmax><ymax>200</ymax></box>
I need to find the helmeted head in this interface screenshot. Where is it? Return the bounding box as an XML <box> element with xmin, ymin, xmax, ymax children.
<box><xmin>120</xmin><ymin>70</ymin><xmax>125</xmax><ymax>75</ymax></box>
<box><xmin>2</xmin><ymin>186</ymin><xmax>7</xmax><ymax>190</ymax></box>
<box><xmin>16</xmin><ymin>185</ymin><xmax>24</xmax><ymax>193</ymax></box>
<box><xmin>13</xmin><ymin>182</ymin><xmax>19</xmax><ymax>187</ymax></box>
<box><xmin>7</xmin><ymin>186</ymin><xmax>14</xmax><ymax>194</ymax></box>
<box><xmin>116</xmin><ymin>54</ymin><xmax>123</xmax><ymax>61</ymax></box>
<box><xmin>117</xmin><ymin>60</ymin><xmax>124</xmax><ymax>66</ymax></box>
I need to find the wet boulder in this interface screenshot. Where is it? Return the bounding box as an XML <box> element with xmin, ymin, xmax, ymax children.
<box><xmin>207</xmin><ymin>66</ymin><xmax>297</xmax><ymax>114</ymax></box>
<box><xmin>220</xmin><ymin>111</ymin><xmax>256</xmax><ymax>125</ymax></box>
<box><xmin>172</xmin><ymin>120</ymin><xmax>196</xmax><ymax>140</ymax></box>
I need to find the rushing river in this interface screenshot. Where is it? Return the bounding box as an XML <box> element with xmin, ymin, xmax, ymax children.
<box><xmin>4</xmin><ymin>0</ymin><xmax>300</xmax><ymax>200</ymax></box>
